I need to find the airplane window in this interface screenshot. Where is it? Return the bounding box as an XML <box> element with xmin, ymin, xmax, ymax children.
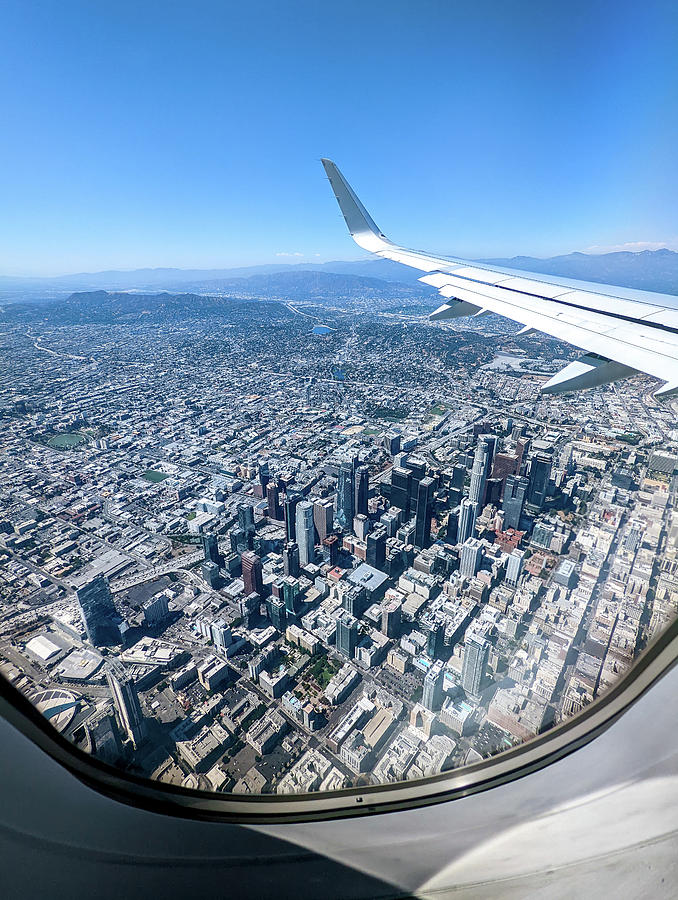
<box><xmin>2</xmin><ymin>252</ymin><xmax>677</xmax><ymax>802</ymax></box>
<box><xmin>1</xmin><ymin>4</ymin><xmax>676</xmax><ymax>817</ymax></box>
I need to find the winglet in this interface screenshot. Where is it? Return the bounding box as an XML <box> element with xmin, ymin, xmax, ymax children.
<box><xmin>321</xmin><ymin>159</ymin><xmax>392</xmax><ymax>253</ymax></box>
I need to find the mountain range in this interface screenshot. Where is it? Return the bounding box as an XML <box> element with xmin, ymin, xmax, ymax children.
<box><xmin>1</xmin><ymin>249</ymin><xmax>677</xmax><ymax>299</ymax></box>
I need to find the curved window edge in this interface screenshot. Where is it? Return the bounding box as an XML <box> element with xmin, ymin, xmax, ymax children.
<box><xmin>1</xmin><ymin>618</ymin><xmax>677</xmax><ymax>825</ymax></box>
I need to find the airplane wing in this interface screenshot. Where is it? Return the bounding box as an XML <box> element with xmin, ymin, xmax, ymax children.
<box><xmin>321</xmin><ymin>158</ymin><xmax>678</xmax><ymax>398</ymax></box>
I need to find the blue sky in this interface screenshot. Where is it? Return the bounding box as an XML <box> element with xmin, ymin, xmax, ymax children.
<box><xmin>1</xmin><ymin>0</ymin><xmax>677</xmax><ymax>275</ymax></box>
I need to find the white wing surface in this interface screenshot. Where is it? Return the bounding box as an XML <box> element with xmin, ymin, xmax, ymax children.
<box><xmin>321</xmin><ymin>158</ymin><xmax>678</xmax><ymax>397</ymax></box>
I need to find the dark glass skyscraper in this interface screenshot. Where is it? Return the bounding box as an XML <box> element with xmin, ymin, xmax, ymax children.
<box><xmin>284</xmin><ymin>492</ymin><xmax>300</xmax><ymax>542</ymax></box>
<box><xmin>283</xmin><ymin>541</ymin><xmax>300</xmax><ymax>578</ymax></box>
<box><xmin>335</xmin><ymin>461</ymin><xmax>354</xmax><ymax>531</ymax></box>
<box><xmin>201</xmin><ymin>532</ymin><xmax>221</xmax><ymax>566</ymax></box>
<box><xmin>390</xmin><ymin>466</ymin><xmax>412</xmax><ymax>519</ymax></box>
<box><xmin>354</xmin><ymin>465</ymin><xmax>370</xmax><ymax>517</ymax></box>
<box><xmin>76</xmin><ymin>576</ymin><xmax>120</xmax><ymax>647</ymax></box>
<box><xmin>503</xmin><ymin>474</ymin><xmax>529</xmax><ymax>530</ymax></box>
<box><xmin>336</xmin><ymin>609</ymin><xmax>359</xmax><ymax>659</ymax></box>
<box><xmin>414</xmin><ymin>475</ymin><xmax>435</xmax><ymax>549</ymax></box>
<box><xmin>527</xmin><ymin>453</ymin><xmax>552</xmax><ymax>509</ymax></box>
<box><xmin>106</xmin><ymin>664</ymin><xmax>146</xmax><ymax>748</ymax></box>
<box><xmin>422</xmin><ymin>660</ymin><xmax>444</xmax><ymax>711</ymax></box>
<box><xmin>366</xmin><ymin>525</ymin><xmax>387</xmax><ymax>570</ymax></box>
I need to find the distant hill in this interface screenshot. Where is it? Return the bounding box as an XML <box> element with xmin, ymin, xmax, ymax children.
<box><xmin>1</xmin><ymin>249</ymin><xmax>677</xmax><ymax>297</ymax></box>
<box><xmin>479</xmin><ymin>248</ymin><xmax>678</xmax><ymax>296</ymax></box>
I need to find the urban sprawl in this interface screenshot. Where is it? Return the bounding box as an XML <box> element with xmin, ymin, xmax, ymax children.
<box><xmin>2</xmin><ymin>289</ymin><xmax>677</xmax><ymax>795</ymax></box>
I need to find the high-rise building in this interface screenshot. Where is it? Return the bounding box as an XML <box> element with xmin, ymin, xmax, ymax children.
<box><xmin>461</xmin><ymin>637</ymin><xmax>489</xmax><ymax>699</ymax></box>
<box><xmin>284</xmin><ymin>492</ymin><xmax>300</xmax><ymax>542</ymax></box>
<box><xmin>390</xmin><ymin>466</ymin><xmax>412</xmax><ymax>519</ymax></box>
<box><xmin>211</xmin><ymin>619</ymin><xmax>232</xmax><ymax>653</ymax></box>
<box><xmin>282</xmin><ymin>577</ymin><xmax>301</xmax><ymax>615</ymax></box>
<box><xmin>336</xmin><ymin>610</ymin><xmax>359</xmax><ymax>659</ymax></box>
<box><xmin>381</xmin><ymin>598</ymin><xmax>402</xmax><ymax>638</ymax></box>
<box><xmin>143</xmin><ymin>593</ymin><xmax>169</xmax><ymax>626</ymax></box>
<box><xmin>469</xmin><ymin>437</ymin><xmax>493</xmax><ymax>509</ymax></box>
<box><xmin>201</xmin><ymin>532</ymin><xmax>221</xmax><ymax>566</ymax></box>
<box><xmin>383</xmin><ymin>432</ymin><xmax>401</xmax><ymax>456</ymax></box>
<box><xmin>335</xmin><ymin>461</ymin><xmax>355</xmax><ymax>531</ymax></box>
<box><xmin>425</xmin><ymin>619</ymin><xmax>444</xmax><ymax>659</ymax></box>
<box><xmin>283</xmin><ymin>541</ymin><xmax>300</xmax><ymax>578</ymax></box>
<box><xmin>451</xmin><ymin>464</ymin><xmax>466</xmax><ymax>490</ymax></box>
<box><xmin>457</xmin><ymin>497</ymin><xmax>477</xmax><ymax>544</ymax></box>
<box><xmin>485</xmin><ymin>477</ymin><xmax>503</xmax><ymax>507</ymax></box>
<box><xmin>322</xmin><ymin>535</ymin><xmax>339</xmax><ymax>566</ymax></box>
<box><xmin>258</xmin><ymin>461</ymin><xmax>270</xmax><ymax>492</ymax></box>
<box><xmin>241</xmin><ymin>551</ymin><xmax>263</xmax><ymax>598</ymax></box>
<box><xmin>106</xmin><ymin>665</ymin><xmax>146</xmax><ymax>748</ymax></box>
<box><xmin>353</xmin><ymin>513</ymin><xmax>370</xmax><ymax>541</ymax></box>
<box><xmin>266</xmin><ymin>481</ymin><xmax>282</xmax><ymax>520</ymax></box>
<box><xmin>366</xmin><ymin>525</ymin><xmax>387</xmax><ymax>570</ymax></box>
<box><xmin>354</xmin><ymin>465</ymin><xmax>370</xmax><ymax>517</ymax></box>
<box><xmin>422</xmin><ymin>660</ymin><xmax>445</xmax><ymax>711</ymax></box>
<box><xmin>76</xmin><ymin>576</ymin><xmax>120</xmax><ymax>647</ymax></box>
<box><xmin>295</xmin><ymin>500</ymin><xmax>315</xmax><ymax>566</ymax></box>
<box><xmin>269</xmin><ymin>596</ymin><xmax>287</xmax><ymax>632</ymax></box>
<box><xmin>201</xmin><ymin>560</ymin><xmax>222</xmax><ymax>589</ymax></box>
<box><xmin>527</xmin><ymin>453</ymin><xmax>552</xmax><ymax>510</ymax></box>
<box><xmin>342</xmin><ymin>584</ymin><xmax>366</xmax><ymax>618</ymax></box>
<box><xmin>460</xmin><ymin>537</ymin><xmax>483</xmax><ymax>578</ymax></box>
<box><xmin>506</xmin><ymin>548</ymin><xmax>524</xmax><ymax>585</ymax></box>
<box><xmin>313</xmin><ymin>497</ymin><xmax>334</xmax><ymax>544</ymax></box>
<box><xmin>503</xmin><ymin>475</ymin><xmax>529</xmax><ymax>530</ymax></box>
<box><xmin>491</xmin><ymin>451</ymin><xmax>520</xmax><ymax>493</ymax></box>
<box><xmin>414</xmin><ymin>475</ymin><xmax>435</xmax><ymax>549</ymax></box>
<box><xmin>532</xmin><ymin>522</ymin><xmax>555</xmax><ymax>549</ymax></box>
<box><xmin>238</xmin><ymin>504</ymin><xmax>255</xmax><ymax>539</ymax></box>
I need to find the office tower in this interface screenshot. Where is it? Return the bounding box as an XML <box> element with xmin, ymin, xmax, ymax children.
<box><xmin>283</xmin><ymin>541</ymin><xmax>300</xmax><ymax>578</ymax></box>
<box><xmin>485</xmin><ymin>477</ymin><xmax>503</xmax><ymax>507</ymax></box>
<box><xmin>381</xmin><ymin>598</ymin><xmax>402</xmax><ymax>638</ymax></box>
<box><xmin>383</xmin><ymin>432</ymin><xmax>401</xmax><ymax>456</ymax></box>
<box><xmin>366</xmin><ymin>525</ymin><xmax>387</xmax><ymax>570</ymax></box>
<box><xmin>354</xmin><ymin>465</ymin><xmax>370</xmax><ymax>517</ymax></box>
<box><xmin>282</xmin><ymin>577</ymin><xmax>301</xmax><ymax>615</ymax></box>
<box><xmin>425</xmin><ymin>619</ymin><xmax>444</xmax><ymax>660</ymax></box>
<box><xmin>313</xmin><ymin>497</ymin><xmax>334</xmax><ymax>544</ymax></box>
<box><xmin>469</xmin><ymin>437</ymin><xmax>492</xmax><ymax>509</ymax></box>
<box><xmin>342</xmin><ymin>584</ymin><xmax>366</xmax><ymax>618</ymax></box>
<box><xmin>422</xmin><ymin>660</ymin><xmax>445</xmax><ymax>711</ymax></box>
<box><xmin>503</xmin><ymin>474</ymin><xmax>529</xmax><ymax>530</ymax></box>
<box><xmin>451</xmin><ymin>464</ymin><xmax>466</xmax><ymax>490</ymax></box>
<box><xmin>396</xmin><ymin>519</ymin><xmax>416</xmax><ymax>545</ymax></box>
<box><xmin>258</xmin><ymin>461</ymin><xmax>270</xmax><ymax>492</ymax></box>
<box><xmin>284</xmin><ymin>492</ymin><xmax>300</xmax><ymax>542</ymax></box>
<box><xmin>201</xmin><ymin>532</ymin><xmax>221</xmax><ymax>566</ymax></box>
<box><xmin>106</xmin><ymin>665</ymin><xmax>146</xmax><ymax>748</ymax></box>
<box><xmin>336</xmin><ymin>610</ymin><xmax>359</xmax><ymax>659</ymax></box>
<box><xmin>390</xmin><ymin>466</ymin><xmax>412</xmax><ymax>518</ymax></box>
<box><xmin>322</xmin><ymin>535</ymin><xmax>339</xmax><ymax>566</ymax></box>
<box><xmin>76</xmin><ymin>576</ymin><xmax>120</xmax><ymax>647</ymax></box>
<box><xmin>266</xmin><ymin>481</ymin><xmax>282</xmax><ymax>520</ymax></box>
<box><xmin>296</xmin><ymin>500</ymin><xmax>315</xmax><ymax>566</ymax></box>
<box><xmin>335</xmin><ymin>461</ymin><xmax>355</xmax><ymax>531</ymax></box>
<box><xmin>414</xmin><ymin>475</ymin><xmax>435</xmax><ymax>549</ymax></box>
<box><xmin>511</xmin><ymin>423</ymin><xmax>525</xmax><ymax>442</ymax></box>
<box><xmin>269</xmin><ymin>596</ymin><xmax>287</xmax><ymax>632</ymax></box>
<box><xmin>506</xmin><ymin>548</ymin><xmax>524</xmax><ymax>585</ymax></box>
<box><xmin>201</xmin><ymin>560</ymin><xmax>222</xmax><ymax>589</ymax></box>
<box><xmin>380</xmin><ymin>510</ymin><xmax>399</xmax><ymax>538</ymax></box>
<box><xmin>143</xmin><ymin>593</ymin><xmax>169</xmax><ymax>626</ymax></box>
<box><xmin>211</xmin><ymin>620</ymin><xmax>232</xmax><ymax>653</ymax></box>
<box><xmin>527</xmin><ymin>453</ymin><xmax>552</xmax><ymax>509</ymax></box>
<box><xmin>492</xmin><ymin>451</ymin><xmax>520</xmax><ymax>493</ymax></box>
<box><xmin>461</xmin><ymin>636</ymin><xmax>489</xmax><ymax>699</ymax></box>
<box><xmin>241</xmin><ymin>551</ymin><xmax>263</xmax><ymax>598</ymax></box>
<box><xmin>458</xmin><ymin>497</ymin><xmax>477</xmax><ymax>544</ymax></box>
<box><xmin>238</xmin><ymin>504</ymin><xmax>255</xmax><ymax>538</ymax></box>
<box><xmin>460</xmin><ymin>537</ymin><xmax>483</xmax><ymax>578</ymax></box>
<box><xmin>353</xmin><ymin>513</ymin><xmax>370</xmax><ymax>541</ymax></box>
<box><xmin>406</xmin><ymin>456</ymin><xmax>427</xmax><ymax>515</ymax></box>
